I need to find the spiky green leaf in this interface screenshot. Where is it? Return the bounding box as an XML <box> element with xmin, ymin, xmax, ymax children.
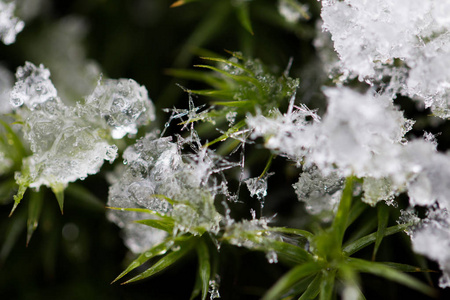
<box><xmin>262</xmin><ymin>262</ymin><xmax>322</xmax><ymax>300</ymax></box>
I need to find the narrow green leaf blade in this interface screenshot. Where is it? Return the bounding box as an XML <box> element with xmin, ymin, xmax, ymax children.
<box><xmin>262</xmin><ymin>262</ymin><xmax>321</xmax><ymax>300</ymax></box>
<box><xmin>26</xmin><ymin>190</ymin><xmax>44</xmax><ymax>246</ymax></box>
<box><xmin>136</xmin><ymin>219</ymin><xmax>175</xmax><ymax>232</ymax></box>
<box><xmin>298</xmin><ymin>273</ymin><xmax>322</xmax><ymax>300</ymax></box>
<box><xmin>263</xmin><ymin>240</ymin><xmax>313</xmax><ymax>264</ymax></box>
<box><xmin>319</xmin><ymin>270</ymin><xmax>336</xmax><ymax>300</ymax></box>
<box><xmin>123</xmin><ymin>237</ymin><xmax>196</xmax><ymax>284</ymax></box>
<box><xmin>332</xmin><ymin>177</ymin><xmax>354</xmax><ymax>246</ymax></box>
<box><xmin>196</xmin><ymin>239</ymin><xmax>211</xmax><ymax>300</ymax></box>
<box><xmin>347</xmin><ymin>258</ymin><xmax>436</xmax><ymax>297</ymax></box>
<box><xmin>111</xmin><ymin>236</ymin><xmax>190</xmax><ymax>284</ymax></box>
<box><xmin>380</xmin><ymin>262</ymin><xmax>436</xmax><ymax>273</ymax></box>
<box><xmin>51</xmin><ymin>184</ymin><xmax>65</xmax><ymax>215</ymax></box>
<box><xmin>235</xmin><ymin>3</ymin><xmax>253</xmax><ymax>35</ymax></box>
<box><xmin>342</xmin><ymin>223</ymin><xmax>410</xmax><ymax>256</ymax></box>
<box><xmin>266</xmin><ymin>227</ymin><xmax>314</xmax><ymax>240</ymax></box>
<box><xmin>372</xmin><ymin>203</ymin><xmax>389</xmax><ymax>260</ymax></box>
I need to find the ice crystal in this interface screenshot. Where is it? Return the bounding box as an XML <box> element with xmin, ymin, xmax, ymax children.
<box><xmin>320</xmin><ymin>0</ymin><xmax>450</xmax><ymax>117</ymax></box>
<box><xmin>10</xmin><ymin>62</ymin><xmax>153</xmax><ymax>191</ymax></box>
<box><xmin>411</xmin><ymin>206</ymin><xmax>450</xmax><ymax>288</ymax></box>
<box><xmin>247</xmin><ymin>102</ymin><xmax>319</xmax><ymax>160</ymax></box>
<box><xmin>0</xmin><ymin>0</ymin><xmax>24</xmax><ymax>45</ymax></box>
<box><xmin>10</xmin><ymin>62</ymin><xmax>58</xmax><ymax>108</ymax></box>
<box><xmin>224</xmin><ymin>214</ymin><xmax>281</xmax><ymax>263</ymax></box>
<box><xmin>244</xmin><ymin>172</ymin><xmax>273</xmax><ymax>201</ymax></box>
<box><xmin>311</xmin><ymin>87</ymin><xmax>411</xmax><ymax>178</ymax></box>
<box><xmin>107</xmin><ymin>132</ymin><xmax>238</xmax><ymax>250</ymax></box>
<box><xmin>85</xmin><ymin>78</ymin><xmax>155</xmax><ymax>139</ymax></box>
<box><xmin>293</xmin><ymin>166</ymin><xmax>343</xmax><ymax>219</ymax></box>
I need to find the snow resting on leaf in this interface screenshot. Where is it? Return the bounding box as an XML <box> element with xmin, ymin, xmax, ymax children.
<box><xmin>0</xmin><ymin>0</ymin><xmax>24</xmax><ymax>45</ymax></box>
<box><xmin>107</xmin><ymin>132</ymin><xmax>238</xmax><ymax>253</ymax></box>
<box><xmin>10</xmin><ymin>62</ymin><xmax>154</xmax><ymax>191</ymax></box>
<box><xmin>320</xmin><ymin>0</ymin><xmax>450</xmax><ymax>117</ymax></box>
<box><xmin>411</xmin><ymin>206</ymin><xmax>450</xmax><ymax>288</ymax></box>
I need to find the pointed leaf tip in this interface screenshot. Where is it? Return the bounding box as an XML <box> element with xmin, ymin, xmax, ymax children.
<box><xmin>52</xmin><ymin>185</ymin><xmax>65</xmax><ymax>214</ymax></box>
<box><xmin>171</xmin><ymin>1</ymin><xmax>185</xmax><ymax>7</ymax></box>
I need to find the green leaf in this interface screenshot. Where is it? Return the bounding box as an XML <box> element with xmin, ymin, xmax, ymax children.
<box><xmin>193</xmin><ymin>65</ymin><xmax>262</xmax><ymax>91</ymax></box>
<box><xmin>342</xmin><ymin>223</ymin><xmax>410</xmax><ymax>256</ymax></box>
<box><xmin>204</xmin><ymin>120</ymin><xmax>246</xmax><ymax>147</ymax></box>
<box><xmin>196</xmin><ymin>239</ymin><xmax>211</xmax><ymax>300</ymax></box>
<box><xmin>235</xmin><ymin>2</ymin><xmax>253</xmax><ymax>35</ymax></box>
<box><xmin>281</xmin><ymin>276</ymin><xmax>315</xmax><ymax>299</ymax></box>
<box><xmin>10</xmin><ymin>174</ymin><xmax>29</xmax><ymax>217</ymax></box>
<box><xmin>136</xmin><ymin>219</ymin><xmax>175</xmax><ymax>233</ymax></box>
<box><xmin>112</xmin><ymin>235</ymin><xmax>192</xmax><ymax>284</ymax></box>
<box><xmin>319</xmin><ymin>269</ymin><xmax>336</xmax><ymax>300</ymax></box>
<box><xmin>346</xmin><ymin>200</ymin><xmax>368</xmax><ymax>228</ymax></box>
<box><xmin>200</xmin><ymin>56</ymin><xmax>255</xmax><ymax>76</ymax></box>
<box><xmin>51</xmin><ymin>183</ymin><xmax>65</xmax><ymax>214</ymax></box>
<box><xmin>332</xmin><ymin>177</ymin><xmax>354</xmax><ymax>247</ymax></box>
<box><xmin>190</xmin><ymin>270</ymin><xmax>203</xmax><ymax>300</ymax></box>
<box><xmin>262</xmin><ymin>239</ymin><xmax>313</xmax><ymax>264</ymax></box>
<box><xmin>26</xmin><ymin>190</ymin><xmax>44</xmax><ymax>246</ymax></box>
<box><xmin>266</xmin><ymin>227</ymin><xmax>314</xmax><ymax>240</ymax></box>
<box><xmin>0</xmin><ymin>118</ymin><xmax>27</xmax><ymax>162</ymax></box>
<box><xmin>262</xmin><ymin>262</ymin><xmax>322</xmax><ymax>300</ymax></box>
<box><xmin>372</xmin><ymin>203</ymin><xmax>389</xmax><ymax>260</ymax></box>
<box><xmin>346</xmin><ymin>258</ymin><xmax>436</xmax><ymax>297</ymax></box>
<box><xmin>171</xmin><ymin>0</ymin><xmax>201</xmax><ymax>8</ymax></box>
<box><xmin>380</xmin><ymin>262</ymin><xmax>436</xmax><ymax>273</ymax></box>
<box><xmin>106</xmin><ymin>206</ymin><xmax>167</xmax><ymax>218</ymax></box>
<box><xmin>338</xmin><ymin>265</ymin><xmax>365</xmax><ymax>300</ymax></box>
<box><xmin>298</xmin><ymin>273</ymin><xmax>322</xmax><ymax>300</ymax></box>
<box><xmin>165</xmin><ymin>68</ymin><xmax>226</xmax><ymax>89</ymax></box>
<box><xmin>122</xmin><ymin>237</ymin><xmax>197</xmax><ymax>284</ymax></box>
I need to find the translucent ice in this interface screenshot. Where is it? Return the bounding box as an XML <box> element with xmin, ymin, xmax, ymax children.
<box><xmin>411</xmin><ymin>207</ymin><xmax>450</xmax><ymax>288</ymax></box>
<box><xmin>10</xmin><ymin>62</ymin><xmax>153</xmax><ymax>192</ymax></box>
<box><xmin>244</xmin><ymin>173</ymin><xmax>272</xmax><ymax>201</ymax></box>
<box><xmin>85</xmin><ymin>78</ymin><xmax>155</xmax><ymax>139</ymax></box>
<box><xmin>0</xmin><ymin>0</ymin><xmax>24</xmax><ymax>45</ymax></box>
<box><xmin>320</xmin><ymin>0</ymin><xmax>450</xmax><ymax>117</ymax></box>
<box><xmin>10</xmin><ymin>62</ymin><xmax>58</xmax><ymax>108</ymax></box>
<box><xmin>293</xmin><ymin>166</ymin><xmax>343</xmax><ymax>218</ymax></box>
<box><xmin>107</xmin><ymin>132</ymin><xmax>237</xmax><ymax>250</ymax></box>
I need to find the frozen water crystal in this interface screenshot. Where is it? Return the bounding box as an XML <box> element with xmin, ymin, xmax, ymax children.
<box><xmin>320</xmin><ymin>0</ymin><xmax>450</xmax><ymax>118</ymax></box>
<box><xmin>244</xmin><ymin>172</ymin><xmax>273</xmax><ymax>201</ymax></box>
<box><xmin>247</xmin><ymin>102</ymin><xmax>320</xmax><ymax>160</ymax></box>
<box><xmin>0</xmin><ymin>0</ymin><xmax>24</xmax><ymax>45</ymax></box>
<box><xmin>411</xmin><ymin>206</ymin><xmax>450</xmax><ymax>288</ymax></box>
<box><xmin>107</xmin><ymin>132</ymin><xmax>238</xmax><ymax>251</ymax></box>
<box><xmin>85</xmin><ymin>78</ymin><xmax>155</xmax><ymax>139</ymax></box>
<box><xmin>310</xmin><ymin>87</ymin><xmax>412</xmax><ymax>178</ymax></box>
<box><xmin>10</xmin><ymin>62</ymin><xmax>58</xmax><ymax>108</ymax></box>
<box><xmin>293</xmin><ymin>166</ymin><xmax>343</xmax><ymax>218</ymax></box>
<box><xmin>10</xmin><ymin>62</ymin><xmax>153</xmax><ymax>192</ymax></box>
